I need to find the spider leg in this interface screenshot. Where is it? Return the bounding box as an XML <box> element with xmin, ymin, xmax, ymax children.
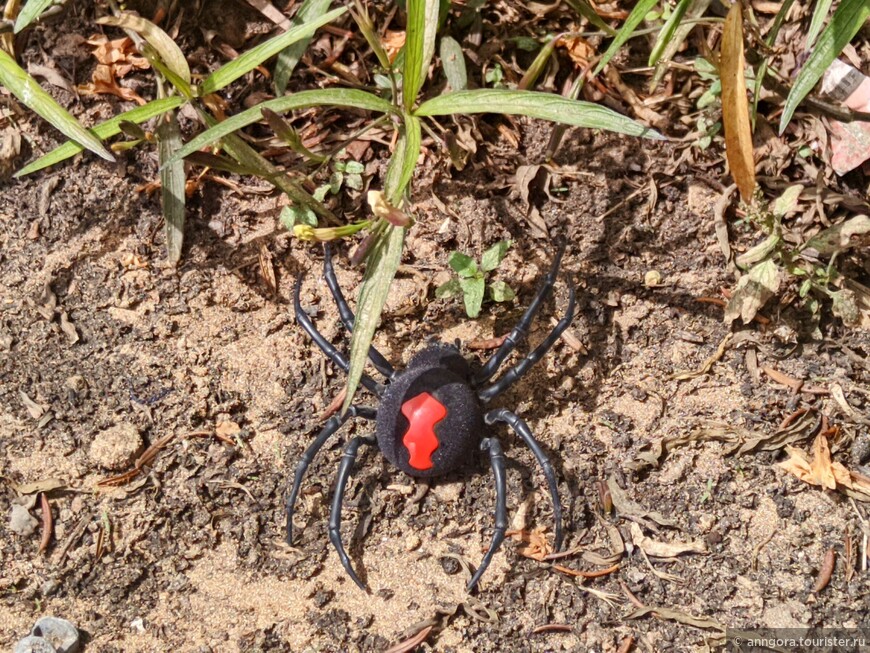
<box><xmin>323</xmin><ymin>243</ymin><xmax>396</xmax><ymax>381</ymax></box>
<box><xmin>473</xmin><ymin>243</ymin><xmax>566</xmax><ymax>387</ymax></box>
<box><xmin>328</xmin><ymin>434</ymin><xmax>378</xmax><ymax>592</ymax></box>
<box><xmin>484</xmin><ymin>408</ymin><xmax>563</xmax><ymax>551</ymax></box>
<box><xmin>477</xmin><ymin>281</ymin><xmax>576</xmax><ymax>403</ymax></box>
<box><xmin>295</xmin><ymin>275</ymin><xmax>384</xmax><ymax>396</ymax></box>
<box><xmin>468</xmin><ymin>437</ymin><xmax>508</xmax><ymax>591</ymax></box>
<box><xmin>285</xmin><ymin>406</ymin><xmax>377</xmax><ymax>543</ymax></box>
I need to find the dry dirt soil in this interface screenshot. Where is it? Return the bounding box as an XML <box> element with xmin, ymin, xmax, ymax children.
<box><xmin>3</xmin><ymin>8</ymin><xmax>870</xmax><ymax>653</ymax></box>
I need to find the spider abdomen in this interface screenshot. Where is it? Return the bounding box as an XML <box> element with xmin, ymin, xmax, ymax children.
<box><xmin>376</xmin><ymin>346</ymin><xmax>484</xmax><ymax>478</ymax></box>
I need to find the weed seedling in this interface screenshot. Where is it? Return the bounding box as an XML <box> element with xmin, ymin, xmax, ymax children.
<box><xmin>436</xmin><ymin>241</ymin><xmax>515</xmax><ymax>318</ymax></box>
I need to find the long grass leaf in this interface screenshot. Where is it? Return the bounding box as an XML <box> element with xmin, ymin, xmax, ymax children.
<box><xmin>13</xmin><ymin>0</ymin><xmax>53</xmax><ymax>33</ymax></box>
<box><xmin>16</xmin><ymin>96</ymin><xmax>184</xmax><ymax>177</ymax></box>
<box><xmin>779</xmin><ymin>0</ymin><xmax>870</xmax><ymax>134</ymax></box>
<box><xmin>403</xmin><ymin>0</ymin><xmax>439</xmax><ymax>109</ymax></box>
<box><xmin>274</xmin><ymin>0</ymin><xmax>333</xmax><ymax>94</ymax></box>
<box><xmin>166</xmin><ymin>88</ymin><xmax>394</xmax><ymax>165</ymax></box>
<box><xmin>157</xmin><ymin>113</ymin><xmax>186</xmax><ymax>264</ymax></box>
<box><xmin>203</xmin><ymin>110</ymin><xmax>337</xmax><ymax>223</ymax></box>
<box><xmin>0</xmin><ymin>50</ymin><xmax>114</xmax><ymax>162</ymax></box>
<box><xmin>563</xmin><ymin>0</ymin><xmax>617</xmax><ymax>35</ymax></box>
<box><xmin>415</xmin><ymin>89</ymin><xmax>662</xmax><ymax>138</ymax></box>
<box><xmin>649</xmin><ymin>0</ymin><xmax>711</xmax><ymax>89</ymax></box>
<box><xmin>592</xmin><ymin>0</ymin><xmax>657</xmax><ymax>76</ymax></box>
<box><xmin>721</xmin><ymin>3</ymin><xmax>756</xmax><ymax>202</ymax></box>
<box><xmin>97</xmin><ymin>14</ymin><xmax>191</xmax><ymax>86</ymax></box>
<box><xmin>200</xmin><ymin>6</ymin><xmax>346</xmax><ymax>95</ymax></box>
<box><xmin>342</xmin><ymin>116</ymin><xmax>419</xmax><ymax>409</ymax></box>
<box><xmin>384</xmin><ymin>114</ymin><xmax>421</xmax><ymax>205</ymax></box>
<box><xmin>649</xmin><ymin>0</ymin><xmax>692</xmax><ymax>66</ymax></box>
<box><xmin>752</xmin><ymin>0</ymin><xmax>795</xmax><ymax>123</ymax></box>
<box><xmin>806</xmin><ymin>0</ymin><xmax>834</xmax><ymax>51</ymax></box>
<box><xmin>519</xmin><ymin>35</ymin><xmax>560</xmax><ymax>90</ymax></box>
<box><xmin>343</xmin><ymin>224</ymin><xmax>405</xmax><ymax>413</ymax></box>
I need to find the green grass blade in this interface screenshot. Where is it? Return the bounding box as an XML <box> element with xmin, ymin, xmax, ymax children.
<box><xmin>415</xmin><ymin>89</ymin><xmax>663</xmax><ymax>138</ymax></box>
<box><xmin>806</xmin><ymin>0</ymin><xmax>834</xmax><ymax>51</ymax></box>
<box><xmin>779</xmin><ymin>0</ymin><xmax>870</xmax><ymax>134</ymax></box>
<box><xmin>342</xmin><ymin>224</ymin><xmax>405</xmax><ymax>413</ymax></box>
<box><xmin>649</xmin><ymin>0</ymin><xmax>692</xmax><ymax>66</ymax></box>
<box><xmin>0</xmin><ymin>49</ymin><xmax>114</xmax><ymax>162</ymax></box>
<box><xmin>200</xmin><ymin>109</ymin><xmax>337</xmax><ymax>223</ymax></box>
<box><xmin>563</xmin><ymin>0</ymin><xmax>617</xmax><ymax>35</ymax></box>
<box><xmin>519</xmin><ymin>35</ymin><xmax>560</xmax><ymax>90</ymax></box>
<box><xmin>592</xmin><ymin>0</ymin><xmax>657</xmax><ymax>76</ymax></box>
<box><xmin>97</xmin><ymin>14</ymin><xmax>191</xmax><ymax>86</ymax></box>
<box><xmin>403</xmin><ymin>0</ymin><xmax>439</xmax><ymax>110</ymax></box>
<box><xmin>384</xmin><ymin>113</ymin><xmax>421</xmax><ymax>205</ymax></box>
<box><xmin>274</xmin><ymin>0</ymin><xmax>334</xmax><ymax>95</ymax></box>
<box><xmin>649</xmin><ymin>0</ymin><xmax>711</xmax><ymax>89</ymax></box>
<box><xmin>14</xmin><ymin>0</ymin><xmax>54</xmax><ymax>33</ymax></box>
<box><xmin>752</xmin><ymin>0</ymin><xmax>795</xmax><ymax>123</ymax></box>
<box><xmin>157</xmin><ymin>113</ymin><xmax>186</xmax><ymax>264</ymax></box>
<box><xmin>201</xmin><ymin>6</ymin><xmax>347</xmax><ymax>95</ymax></box>
<box><xmin>342</xmin><ymin>117</ymin><xmax>420</xmax><ymax>411</ymax></box>
<box><xmin>16</xmin><ymin>96</ymin><xmax>185</xmax><ymax>177</ymax></box>
<box><xmin>166</xmin><ymin>89</ymin><xmax>394</xmax><ymax>165</ymax></box>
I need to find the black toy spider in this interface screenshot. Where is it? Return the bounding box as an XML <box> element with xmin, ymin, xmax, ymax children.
<box><xmin>287</xmin><ymin>243</ymin><xmax>576</xmax><ymax>591</ymax></box>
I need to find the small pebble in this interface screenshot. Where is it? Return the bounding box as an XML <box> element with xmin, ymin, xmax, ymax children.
<box><xmin>30</xmin><ymin>617</ymin><xmax>79</xmax><ymax>653</ymax></box>
<box><xmin>851</xmin><ymin>432</ymin><xmax>870</xmax><ymax>466</ymax></box>
<box><xmin>9</xmin><ymin>503</ymin><xmax>38</xmax><ymax>536</ymax></box>
<box><xmin>41</xmin><ymin>579</ymin><xmax>59</xmax><ymax>597</ymax></box>
<box><xmin>440</xmin><ymin>556</ymin><xmax>461</xmax><ymax>575</ymax></box>
<box><xmin>14</xmin><ymin>636</ymin><xmax>56</xmax><ymax>653</ymax></box>
<box><xmin>89</xmin><ymin>422</ymin><xmax>143</xmax><ymax>470</ymax></box>
<box><xmin>644</xmin><ymin>270</ymin><xmax>662</xmax><ymax>287</ymax></box>
<box><xmin>32</xmin><ymin>616</ymin><xmax>80</xmax><ymax>653</ymax></box>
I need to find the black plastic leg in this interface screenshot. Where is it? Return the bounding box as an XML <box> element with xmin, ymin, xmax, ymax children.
<box><xmin>285</xmin><ymin>406</ymin><xmax>377</xmax><ymax>543</ymax></box>
<box><xmin>477</xmin><ymin>281</ymin><xmax>576</xmax><ymax>403</ymax></box>
<box><xmin>473</xmin><ymin>244</ymin><xmax>566</xmax><ymax>387</ymax></box>
<box><xmin>467</xmin><ymin>437</ymin><xmax>508</xmax><ymax>591</ymax></box>
<box><xmin>328</xmin><ymin>434</ymin><xmax>377</xmax><ymax>591</ymax></box>
<box><xmin>322</xmin><ymin>244</ymin><xmax>395</xmax><ymax>380</ymax></box>
<box><xmin>484</xmin><ymin>408</ymin><xmax>563</xmax><ymax>551</ymax></box>
<box><xmin>295</xmin><ymin>276</ymin><xmax>384</xmax><ymax>396</ymax></box>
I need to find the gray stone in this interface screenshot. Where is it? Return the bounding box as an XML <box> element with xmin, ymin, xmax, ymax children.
<box><xmin>14</xmin><ymin>636</ymin><xmax>57</xmax><ymax>653</ymax></box>
<box><xmin>31</xmin><ymin>617</ymin><xmax>80</xmax><ymax>653</ymax></box>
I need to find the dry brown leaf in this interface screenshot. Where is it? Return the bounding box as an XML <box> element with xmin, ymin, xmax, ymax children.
<box><xmin>762</xmin><ymin>365</ymin><xmax>803</xmax><ymax>392</ymax></box>
<box><xmin>382</xmin><ymin>30</ymin><xmax>406</xmax><ymax>63</ymax></box>
<box><xmin>607</xmin><ymin>477</ymin><xmax>675</xmax><ymax>528</ymax></box>
<box><xmin>85</xmin><ymin>36</ymin><xmax>149</xmax><ymax>76</ymax></box>
<box><xmin>506</xmin><ymin>527</ymin><xmax>552</xmax><ymax>561</ymax></box>
<box><xmin>6</xmin><ymin>478</ymin><xmax>65</xmax><ymax>495</ymax></box>
<box><xmin>557</xmin><ymin>35</ymin><xmax>594</xmax><ymax>67</ymax></box>
<box><xmin>778</xmin><ymin>437</ymin><xmax>870</xmax><ymax>501</ymax></box>
<box><xmin>629</xmin><ymin>523</ymin><xmax>707</xmax><ymax>558</ymax></box>
<box><xmin>215</xmin><ymin>420</ymin><xmax>241</xmax><ymax>439</ymax></box>
<box><xmin>720</xmin><ymin>3</ymin><xmax>756</xmax><ymax>202</ymax></box>
<box><xmin>810</xmin><ymin>434</ymin><xmax>837</xmax><ymax>490</ymax></box>
<box><xmin>258</xmin><ymin>242</ymin><xmax>277</xmax><ymax>295</ymax></box>
<box><xmin>671</xmin><ymin>333</ymin><xmax>733</xmax><ymax>380</ymax></box>
<box><xmin>626</xmin><ymin>606</ymin><xmax>725</xmax><ymax>635</ymax></box>
<box><xmin>79</xmin><ymin>64</ymin><xmax>147</xmax><ymax>105</ymax></box>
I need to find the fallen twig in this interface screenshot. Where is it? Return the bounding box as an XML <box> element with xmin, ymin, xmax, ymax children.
<box><xmin>812</xmin><ymin>549</ymin><xmax>836</xmax><ymax>593</ymax></box>
<box><xmin>38</xmin><ymin>492</ymin><xmax>52</xmax><ymax>554</ymax></box>
<box><xmin>531</xmin><ymin>624</ymin><xmax>572</xmax><ymax>634</ymax></box>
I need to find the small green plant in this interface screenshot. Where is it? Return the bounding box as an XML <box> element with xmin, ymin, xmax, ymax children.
<box><xmin>436</xmin><ymin>241</ymin><xmax>515</xmax><ymax>318</ymax></box>
<box><xmin>724</xmin><ymin>186</ymin><xmax>870</xmax><ymax>328</ymax></box>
